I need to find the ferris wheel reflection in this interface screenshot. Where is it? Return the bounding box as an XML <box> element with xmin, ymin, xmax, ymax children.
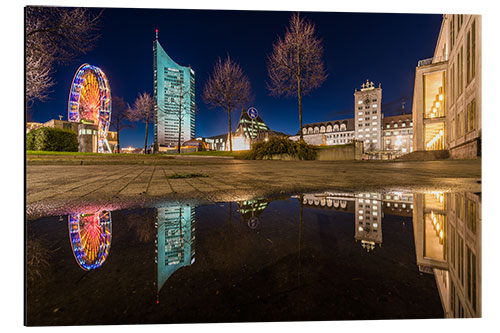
<box><xmin>68</xmin><ymin>211</ymin><xmax>112</xmax><ymax>271</ymax></box>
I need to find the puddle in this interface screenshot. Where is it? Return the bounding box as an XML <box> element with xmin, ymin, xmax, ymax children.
<box><xmin>25</xmin><ymin>190</ymin><xmax>481</xmax><ymax>325</ymax></box>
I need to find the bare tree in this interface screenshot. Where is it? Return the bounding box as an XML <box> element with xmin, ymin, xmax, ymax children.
<box><xmin>110</xmin><ymin>96</ymin><xmax>134</xmax><ymax>153</ymax></box>
<box><xmin>203</xmin><ymin>55</ymin><xmax>252</xmax><ymax>152</ymax></box>
<box><xmin>126</xmin><ymin>92</ymin><xmax>156</xmax><ymax>154</ymax></box>
<box><xmin>267</xmin><ymin>12</ymin><xmax>327</xmax><ymax>141</ymax></box>
<box><xmin>173</xmin><ymin>78</ymin><xmax>192</xmax><ymax>153</ymax></box>
<box><xmin>25</xmin><ymin>7</ymin><xmax>102</xmax><ymax>108</ymax></box>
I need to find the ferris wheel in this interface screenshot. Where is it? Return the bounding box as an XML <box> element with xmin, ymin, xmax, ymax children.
<box><xmin>68</xmin><ymin>211</ymin><xmax>112</xmax><ymax>271</ymax></box>
<box><xmin>68</xmin><ymin>63</ymin><xmax>112</xmax><ymax>153</ymax></box>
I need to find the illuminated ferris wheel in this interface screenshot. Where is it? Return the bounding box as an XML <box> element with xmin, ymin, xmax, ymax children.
<box><xmin>68</xmin><ymin>211</ymin><xmax>112</xmax><ymax>271</ymax></box>
<box><xmin>68</xmin><ymin>63</ymin><xmax>112</xmax><ymax>153</ymax></box>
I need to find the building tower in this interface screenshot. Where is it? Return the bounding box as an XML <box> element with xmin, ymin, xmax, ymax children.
<box><xmin>354</xmin><ymin>80</ymin><xmax>383</xmax><ymax>152</ymax></box>
<box><xmin>153</xmin><ymin>30</ymin><xmax>195</xmax><ymax>149</ymax></box>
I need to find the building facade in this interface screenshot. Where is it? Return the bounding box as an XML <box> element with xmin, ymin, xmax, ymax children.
<box><xmin>412</xmin><ymin>15</ymin><xmax>481</xmax><ymax>159</ymax></box>
<box><xmin>290</xmin><ymin>118</ymin><xmax>355</xmax><ymax>146</ymax></box>
<box><xmin>382</xmin><ymin>114</ymin><xmax>414</xmax><ymax>157</ymax></box>
<box><xmin>354</xmin><ymin>80</ymin><xmax>383</xmax><ymax>151</ymax></box>
<box><xmin>200</xmin><ymin>109</ymin><xmax>282</xmax><ymax>151</ymax></box>
<box><xmin>26</xmin><ymin>118</ymin><xmax>118</xmax><ymax>152</ymax></box>
<box><xmin>153</xmin><ymin>35</ymin><xmax>195</xmax><ymax>149</ymax></box>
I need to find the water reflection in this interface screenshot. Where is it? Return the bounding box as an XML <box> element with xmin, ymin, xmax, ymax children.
<box><xmin>68</xmin><ymin>211</ymin><xmax>112</xmax><ymax>270</ymax></box>
<box><xmin>155</xmin><ymin>205</ymin><xmax>196</xmax><ymax>293</ymax></box>
<box><xmin>26</xmin><ymin>189</ymin><xmax>481</xmax><ymax>325</ymax></box>
<box><xmin>300</xmin><ymin>191</ymin><xmax>413</xmax><ymax>252</ymax></box>
<box><xmin>413</xmin><ymin>192</ymin><xmax>481</xmax><ymax>318</ymax></box>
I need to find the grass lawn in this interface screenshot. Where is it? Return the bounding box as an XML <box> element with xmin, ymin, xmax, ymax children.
<box><xmin>26</xmin><ymin>151</ymin><xmax>172</xmax><ymax>158</ymax></box>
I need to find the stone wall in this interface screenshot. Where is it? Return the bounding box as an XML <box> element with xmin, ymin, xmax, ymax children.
<box><xmin>449</xmin><ymin>139</ymin><xmax>480</xmax><ymax>159</ymax></box>
<box><xmin>270</xmin><ymin>142</ymin><xmax>362</xmax><ymax>161</ymax></box>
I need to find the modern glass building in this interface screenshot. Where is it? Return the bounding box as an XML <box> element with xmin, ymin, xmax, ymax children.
<box><xmin>153</xmin><ymin>35</ymin><xmax>195</xmax><ymax>148</ymax></box>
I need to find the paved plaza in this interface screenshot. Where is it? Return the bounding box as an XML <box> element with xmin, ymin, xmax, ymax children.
<box><xmin>26</xmin><ymin>156</ymin><xmax>481</xmax><ymax>219</ymax></box>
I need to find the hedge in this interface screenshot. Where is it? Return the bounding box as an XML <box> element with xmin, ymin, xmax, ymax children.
<box><xmin>244</xmin><ymin>136</ymin><xmax>317</xmax><ymax>160</ymax></box>
<box><xmin>26</xmin><ymin>127</ymin><xmax>79</xmax><ymax>152</ymax></box>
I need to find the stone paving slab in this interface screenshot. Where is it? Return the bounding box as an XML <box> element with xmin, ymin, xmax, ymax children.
<box><xmin>26</xmin><ymin>158</ymin><xmax>481</xmax><ymax>219</ymax></box>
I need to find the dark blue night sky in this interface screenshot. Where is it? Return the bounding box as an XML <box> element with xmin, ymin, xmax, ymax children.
<box><xmin>28</xmin><ymin>7</ymin><xmax>442</xmax><ymax>148</ymax></box>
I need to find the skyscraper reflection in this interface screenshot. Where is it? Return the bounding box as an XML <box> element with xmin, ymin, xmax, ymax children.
<box><xmin>155</xmin><ymin>204</ymin><xmax>196</xmax><ymax>293</ymax></box>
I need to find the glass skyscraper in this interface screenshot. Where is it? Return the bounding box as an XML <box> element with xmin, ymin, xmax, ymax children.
<box><xmin>153</xmin><ymin>36</ymin><xmax>195</xmax><ymax>148</ymax></box>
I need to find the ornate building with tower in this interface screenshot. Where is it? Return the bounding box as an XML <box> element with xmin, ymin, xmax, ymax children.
<box><xmin>354</xmin><ymin>80</ymin><xmax>383</xmax><ymax>152</ymax></box>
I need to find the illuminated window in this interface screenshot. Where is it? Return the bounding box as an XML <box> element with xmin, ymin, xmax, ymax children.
<box><xmin>372</xmin><ymin>104</ymin><xmax>377</xmax><ymax>108</ymax></box>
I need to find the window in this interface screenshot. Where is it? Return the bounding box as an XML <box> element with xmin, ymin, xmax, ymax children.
<box><xmin>472</xmin><ymin>20</ymin><xmax>476</xmax><ymax>80</ymax></box>
<box><xmin>467</xmin><ymin>99</ymin><xmax>476</xmax><ymax>132</ymax></box>
<box><xmin>457</xmin><ymin>112</ymin><xmax>464</xmax><ymax>138</ymax></box>
<box><xmin>467</xmin><ymin>30</ymin><xmax>471</xmax><ymax>83</ymax></box>
<box><xmin>386</xmin><ymin>124</ymin><xmax>390</xmax><ymax>128</ymax></box>
<box><xmin>459</xmin><ymin>46</ymin><xmax>464</xmax><ymax>96</ymax></box>
<box><xmin>456</xmin><ymin>194</ymin><xmax>464</xmax><ymax>220</ymax></box>
<box><xmin>358</xmin><ymin>112</ymin><xmax>363</xmax><ymax>115</ymax></box>
<box><xmin>451</xmin><ymin>226</ymin><xmax>456</xmax><ymax>269</ymax></box>
<box><xmin>451</xmin><ymin>63</ymin><xmax>455</xmax><ymax>104</ymax></box>
<box><xmin>450</xmin><ymin>15</ymin><xmax>455</xmax><ymax>50</ymax></box>
<box><xmin>358</xmin><ymin>100</ymin><xmax>363</xmax><ymax>104</ymax></box>
<box><xmin>372</xmin><ymin>104</ymin><xmax>378</xmax><ymax>108</ymax></box>
<box><xmin>394</xmin><ymin>124</ymin><xmax>398</xmax><ymax>128</ymax></box>
<box><xmin>467</xmin><ymin>247</ymin><xmax>477</xmax><ymax>312</ymax></box>
<box><xmin>467</xmin><ymin>199</ymin><xmax>476</xmax><ymax>233</ymax></box>
<box><xmin>458</xmin><ymin>236</ymin><xmax>464</xmax><ymax>286</ymax></box>
<box><xmin>402</xmin><ymin>123</ymin><xmax>406</xmax><ymax>127</ymax></box>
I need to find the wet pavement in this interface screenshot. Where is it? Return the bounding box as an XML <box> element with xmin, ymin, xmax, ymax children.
<box><xmin>26</xmin><ymin>158</ymin><xmax>481</xmax><ymax>219</ymax></box>
<box><xmin>25</xmin><ymin>189</ymin><xmax>481</xmax><ymax>325</ymax></box>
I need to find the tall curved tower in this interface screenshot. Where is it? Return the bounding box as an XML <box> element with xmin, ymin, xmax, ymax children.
<box><xmin>153</xmin><ymin>31</ymin><xmax>195</xmax><ymax>150</ymax></box>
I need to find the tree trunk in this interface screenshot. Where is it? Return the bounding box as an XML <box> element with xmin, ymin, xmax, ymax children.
<box><xmin>144</xmin><ymin>121</ymin><xmax>149</xmax><ymax>154</ymax></box>
<box><xmin>298</xmin><ymin>78</ymin><xmax>303</xmax><ymax>141</ymax></box>
<box><xmin>228</xmin><ymin>107</ymin><xmax>233</xmax><ymax>152</ymax></box>
<box><xmin>116</xmin><ymin>116</ymin><xmax>120</xmax><ymax>153</ymax></box>
<box><xmin>177</xmin><ymin>116</ymin><xmax>181</xmax><ymax>154</ymax></box>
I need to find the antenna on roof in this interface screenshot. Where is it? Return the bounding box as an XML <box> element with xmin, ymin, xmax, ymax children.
<box><xmin>401</xmin><ymin>98</ymin><xmax>406</xmax><ymax>114</ymax></box>
<box><xmin>155</xmin><ymin>29</ymin><xmax>158</xmax><ymax>41</ymax></box>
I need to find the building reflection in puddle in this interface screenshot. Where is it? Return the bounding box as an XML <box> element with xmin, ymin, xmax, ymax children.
<box><xmin>413</xmin><ymin>191</ymin><xmax>481</xmax><ymax>318</ymax></box>
<box><xmin>299</xmin><ymin>191</ymin><xmax>413</xmax><ymax>252</ymax></box>
<box><xmin>155</xmin><ymin>204</ymin><xmax>196</xmax><ymax>295</ymax></box>
<box><xmin>68</xmin><ymin>210</ymin><xmax>112</xmax><ymax>271</ymax></box>
<box><xmin>298</xmin><ymin>190</ymin><xmax>480</xmax><ymax>318</ymax></box>
<box><xmin>60</xmin><ymin>190</ymin><xmax>480</xmax><ymax>319</ymax></box>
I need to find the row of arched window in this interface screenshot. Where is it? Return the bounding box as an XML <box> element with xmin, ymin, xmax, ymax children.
<box><xmin>303</xmin><ymin>122</ymin><xmax>348</xmax><ymax>135</ymax></box>
<box><xmin>303</xmin><ymin>198</ymin><xmax>348</xmax><ymax>209</ymax></box>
